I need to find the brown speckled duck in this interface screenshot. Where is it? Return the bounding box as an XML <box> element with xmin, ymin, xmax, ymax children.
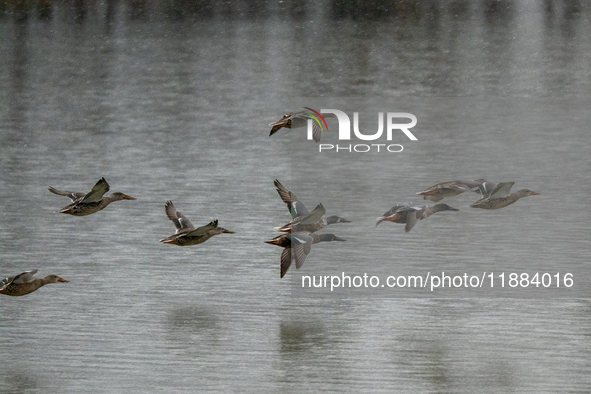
<box><xmin>470</xmin><ymin>182</ymin><xmax>540</xmax><ymax>210</ymax></box>
<box><xmin>160</xmin><ymin>201</ymin><xmax>234</xmax><ymax>246</ymax></box>
<box><xmin>1</xmin><ymin>270</ymin><xmax>69</xmax><ymax>296</ymax></box>
<box><xmin>49</xmin><ymin>177</ymin><xmax>136</xmax><ymax>216</ymax></box>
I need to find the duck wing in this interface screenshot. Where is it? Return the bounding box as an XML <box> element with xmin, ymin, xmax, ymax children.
<box><xmin>48</xmin><ymin>187</ymin><xmax>86</xmax><ymax>202</ymax></box>
<box><xmin>289</xmin><ymin>233</ymin><xmax>313</xmax><ymax>269</ymax></box>
<box><xmin>81</xmin><ymin>178</ymin><xmax>110</xmax><ymax>203</ymax></box>
<box><xmin>311</xmin><ymin>121</ymin><xmax>321</xmax><ymax>143</ymax></box>
<box><xmin>297</xmin><ymin>203</ymin><xmax>326</xmax><ymax>225</ymax></box>
<box><xmin>402</xmin><ymin>205</ymin><xmax>425</xmax><ymax>232</ymax></box>
<box><xmin>489</xmin><ymin>182</ymin><xmax>515</xmax><ymax>199</ymax></box>
<box><xmin>293</xmin><ymin>244</ymin><xmax>309</xmax><ymax>270</ymax></box>
<box><xmin>274</xmin><ymin>179</ymin><xmax>308</xmax><ymax>218</ymax></box>
<box><xmin>474</xmin><ymin>180</ymin><xmax>497</xmax><ymax>197</ymax></box>
<box><xmin>278</xmin><ymin>203</ymin><xmax>327</xmax><ymax>231</ymax></box>
<box><xmin>446</xmin><ymin>182</ymin><xmax>476</xmax><ymax>191</ymax></box>
<box><xmin>291</xmin><ymin>112</ymin><xmax>322</xmax><ymax>142</ymax></box>
<box><xmin>280</xmin><ymin>248</ymin><xmax>292</xmax><ymax>278</ymax></box>
<box><xmin>165</xmin><ymin>201</ymin><xmax>195</xmax><ymax>232</ymax></box>
<box><xmin>10</xmin><ymin>269</ymin><xmax>39</xmax><ymax>284</ymax></box>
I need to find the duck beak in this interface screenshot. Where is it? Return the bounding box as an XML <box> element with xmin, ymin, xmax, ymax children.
<box><xmin>333</xmin><ymin>236</ymin><xmax>347</xmax><ymax>241</ymax></box>
<box><xmin>123</xmin><ymin>195</ymin><xmax>136</xmax><ymax>200</ymax></box>
<box><xmin>162</xmin><ymin>240</ymin><xmax>176</xmax><ymax>244</ymax></box>
<box><xmin>530</xmin><ymin>191</ymin><xmax>541</xmax><ymax>195</ymax></box>
<box><xmin>339</xmin><ymin>218</ymin><xmax>352</xmax><ymax>223</ymax></box>
<box><xmin>223</xmin><ymin>229</ymin><xmax>235</xmax><ymax>234</ymax></box>
<box><xmin>264</xmin><ymin>239</ymin><xmax>279</xmax><ymax>245</ymax></box>
<box><xmin>447</xmin><ymin>207</ymin><xmax>460</xmax><ymax>211</ymax></box>
<box><xmin>58</xmin><ymin>278</ymin><xmax>69</xmax><ymax>283</ymax></box>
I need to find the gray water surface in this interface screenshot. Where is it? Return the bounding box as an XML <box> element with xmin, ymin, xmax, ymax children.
<box><xmin>1</xmin><ymin>2</ymin><xmax>591</xmax><ymax>393</ymax></box>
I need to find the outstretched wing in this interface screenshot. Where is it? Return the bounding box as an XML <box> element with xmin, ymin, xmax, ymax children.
<box><xmin>292</xmin><ymin>112</ymin><xmax>322</xmax><ymax>142</ymax></box>
<box><xmin>278</xmin><ymin>203</ymin><xmax>327</xmax><ymax>231</ymax></box>
<box><xmin>48</xmin><ymin>187</ymin><xmax>86</xmax><ymax>202</ymax></box>
<box><xmin>489</xmin><ymin>182</ymin><xmax>515</xmax><ymax>199</ymax></box>
<box><xmin>274</xmin><ymin>179</ymin><xmax>308</xmax><ymax>218</ymax></box>
<box><xmin>402</xmin><ymin>205</ymin><xmax>425</xmax><ymax>232</ymax></box>
<box><xmin>404</xmin><ymin>211</ymin><xmax>420</xmax><ymax>232</ymax></box>
<box><xmin>289</xmin><ymin>233</ymin><xmax>314</xmax><ymax>269</ymax></box>
<box><xmin>311</xmin><ymin>121</ymin><xmax>321</xmax><ymax>143</ymax></box>
<box><xmin>165</xmin><ymin>201</ymin><xmax>194</xmax><ymax>232</ymax></box>
<box><xmin>10</xmin><ymin>269</ymin><xmax>39</xmax><ymax>284</ymax></box>
<box><xmin>292</xmin><ymin>243</ymin><xmax>309</xmax><ymax>270</ymax></box>
<box><xmin>280</xmin><ymin>248</ymin><xmax>292</xmax><ymax>278</ymax></box>
<box><xmin>474</xmin><ymin>180</ymin><xmax>497</xmax><ymax>198</ymax></box>
<box><xmin>81</xmin><ymin>178</ymin><xmax>110</xmax><ymax>203</ymax></box>
<box><xmin>297</xmin><ymin>203</ymin><xmax>326</xmax><ymax>225</ymax></box>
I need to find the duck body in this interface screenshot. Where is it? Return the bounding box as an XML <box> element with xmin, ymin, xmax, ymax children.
<box><xmin>470</xmin><ymin>182</ymin><xmax>540</xmax><ymax>210</ymax></box>
<box><xmin>160</xmin><ymin>201</ymin><xmax>234</xmax><ymax>246</ymax></box>
<box><xmin>416</xmin><ymin>180</ymin><xmax>482</xmax><ymax>202</ymax></box>
<box><xmin>265</xmin><ymin>232</ymin><xmax>346</xmax><ymax>278</ymax></box>
<box><xmin>49</xmin><ymin>177</ymin><xmax>136</xmax><ymax>216</ymax></box>
<box><xmin>376</xmin><ymin>203</ymin><xmax>459</xmax><ymax>232</ymax></box>
<box><xmin>0</xmin><ymin>270</ymin><xmax>69</xmax><ymax>297</ymax></box>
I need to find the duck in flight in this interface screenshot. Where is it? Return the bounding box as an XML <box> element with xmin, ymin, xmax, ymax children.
<box><xmin>160</xmin><ymin>201</ymin><xmax>235</xmax><ymax>246</ymax></box>
<box><xmin>49</xmin><ymin>177</ymin><xmax>136</xmax><ymax>216</ymax></box>
<box><xmin>376</xmin><ymin>203</ymin><xmax>459</xmax><ymax>232</ymax></box>
<box><xmin>470</xmin><ymin>181</ymin><xmax>540</xmax><ymax>210</ymax></box>
<box><xmin>1</xmin><ymin>270</ymin><xmax>69</xmax><ymax>296</ymax></box>
<box><xmin>273</xmin><ymin>179</ymin><xmax>350</xmax><ymax>233</ymax></box>
<box><xmin>269</xmin><ymin>110</ymin><xmax>336</xmax><ymax>143</ymax></box>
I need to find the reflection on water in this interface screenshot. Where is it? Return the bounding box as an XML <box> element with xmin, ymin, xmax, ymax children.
<box><xmin>0</xmin><ymin>372</ymin><xmax>38</xmax><ymax>394</ymax></box>
<box><xmin>166</xmin><ymin>305</ymin><xmax>221</xmax><ymax>356</ymax></box>
<box><xmin>279</xmin><ymin>320</ymin><xmax>326</xmax><ymax>353</ymax></box>
<box><xmin>1</xmin><ymin>1</ymin><xmax>591</xmax><ymax>393</ymax></box>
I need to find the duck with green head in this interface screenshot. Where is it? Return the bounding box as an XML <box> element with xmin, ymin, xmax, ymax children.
<box><xmin>265</xmin><ymin>232</ymin><xmax>346</xmax><ymax>278</ymax></box>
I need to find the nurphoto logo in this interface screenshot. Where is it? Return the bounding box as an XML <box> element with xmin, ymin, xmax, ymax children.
<box><xmin>306</xmin><ymin>109</ymin><xmax>418</xmax><ymax>153</ymax></box>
